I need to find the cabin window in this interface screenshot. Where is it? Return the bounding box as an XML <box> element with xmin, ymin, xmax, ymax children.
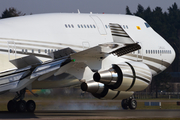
<box><xmin>126</xmin><ymin>25</ymin><xmax>128</xmax><ymax>29</ymax></box>
<box><xmin>138</xmin><ymin>50</ymin><xmax>140</xmax><ymax>54</ymax></box>
<box><xmin>65</xmin><ymin>24</ymin><xmax>68</xmax><ymax>28</ymax></box>
<box><xmin>93</xmin><ymin>25</ymin><xmax>96</xmax><ymax>28</ymax></box>
<box><xmin>71</xmin><ymin>24</ymin><xmax>74</xmax><ymax>28</ymax></box>
<box><xmin>78</xmin><ymin>24</ymin><xmax>80</xmax><ymax>28</ymax></box>
<box><xmin>22</xmin><ymin>49</ymin><xmax>24</xmax><ymax>53</ymax></box>
<box><xmin>105</xmin><ymin>25</ymin><xmax>108</xmax><ymax>28</ymax></box>
<box><xmin>38</xmin><ymin>49</ymin><xmax>41</xmax><ymax>53</ymax></box>
<box><xmin>145</xmin><ymin>22</ymin><xmax>150</xmax><ymax>28</ymax></box>
<box><xmin>25</xmin><ymin>49</ymin><xmax>28</xmax><ymax>53</ymax></box>
<box><xmin>84</xmin><ymin>25</ymin><xmax>86</xmax><ymax>28</ymax></box>
<box><xmin>87</xmin><ymin>25</ymin><xmax>89</xmax><ymax>28</ymax></box>
<box><xmin>45</xmin><ymin>49</ymin><xmax>47</xmax><ymax>53</ymax></box>
<box><xmin>81</xmin><ymin>25</ymin><xmax>83</xmax><ymax>28</ymax></box>
<box><xmin>32</xmin><ymin>49</ymin><xmax>34</xmax><ymax>53</ymax></box>
<box><xmin>90</xmin><ymin>25</ymin><xmax>92</xmax><ymax>28</ymax></box>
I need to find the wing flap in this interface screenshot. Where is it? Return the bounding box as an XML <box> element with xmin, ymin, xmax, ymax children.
<box><xmin>109</xmin><ymin>23</ymin><xmax>136</xmax><ymax>44</ymax></box>
<box><xmin>10</xmin><ymin>55</ymin><xmax>42</xmax><ymax>69</ymax></box>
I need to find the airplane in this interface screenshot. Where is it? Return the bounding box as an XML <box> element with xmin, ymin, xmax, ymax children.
<box><xmin>0</xmin><ymin>12</ymin><xmax>175</xmax><ymax>112</ymax></box>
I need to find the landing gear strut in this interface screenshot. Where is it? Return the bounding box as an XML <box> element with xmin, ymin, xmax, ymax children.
<box><xmin>121</xmin><ymin>97</ymin><xmax>137</xmax><ymax>110</ymax></box>
<box><xmin>7</xmin><ymin>88</ymin><xmax>36</xmax><ymax>112</ymax></box>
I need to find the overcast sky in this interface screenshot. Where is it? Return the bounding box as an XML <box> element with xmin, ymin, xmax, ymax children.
<box><xmin>0</xmin><ymin>0</ymin><xmax>180</xmax><ymax>15</ymax></box>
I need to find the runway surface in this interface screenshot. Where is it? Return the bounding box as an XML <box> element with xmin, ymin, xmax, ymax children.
<box><xmin>0</xmin><ymin>109</ymin><xmax>180</xmax><ymax>120</ymax></box>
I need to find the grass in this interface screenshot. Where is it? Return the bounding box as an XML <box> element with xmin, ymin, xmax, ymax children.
<box><xmin>1</xmin><ymin>99</ymin><xmax>180</xmax><ymax>111</ymax></box>
<box><xmin>1</xmin><ymin>94</ymin><xmax>180</xmax><ymax>111</ymax></box>
<box><xmin>136</xmin><ymin>102</ymin><xmax>180</xmax><ymax>109</ymax></box>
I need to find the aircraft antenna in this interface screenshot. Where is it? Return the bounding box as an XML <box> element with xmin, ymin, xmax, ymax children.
<box><xmin>77</xmin><ymin>9</ymin><xmax>80</xmax><ymax>14</ymax></box>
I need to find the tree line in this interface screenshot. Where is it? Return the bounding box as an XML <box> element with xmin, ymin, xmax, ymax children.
<box><xmin>126</xmin><ymin>3</ymin><xmax>180</xmax><ymax>73</ymax></box>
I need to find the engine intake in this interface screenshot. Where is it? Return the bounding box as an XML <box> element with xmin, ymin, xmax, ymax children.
<box><xmin>93</xmin><ymin>61</ymin><xmax>152</xmax><ymax>91</ymax></box>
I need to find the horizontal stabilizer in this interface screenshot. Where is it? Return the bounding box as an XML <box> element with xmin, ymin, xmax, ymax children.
<box><xmin>10</xmin><ymin>55</ymin><xmax>42</xmax><ymax>69</ymax></box>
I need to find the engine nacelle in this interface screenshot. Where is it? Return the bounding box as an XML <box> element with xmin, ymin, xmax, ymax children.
<box><xmin>81</xmin><ymin>82</ymin><xmax>134</xmax><ymax>100</ymax></box>
<box><xmin>93</xmin><ymin>61</ymin><xmax>152</xmax><ymax>91</ymax></box>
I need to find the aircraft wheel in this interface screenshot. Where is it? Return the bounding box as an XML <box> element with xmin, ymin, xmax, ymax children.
<box><xmin>129</xmin><ymin>99</ymin><xmax>137</xmax><ymax>110</ymax></box>
<box><xmin>26</xmin><ymin>100</ymin><xmax>36</xmax><ymax>113</ymax></box>
<box><xmin>121</xmin><ymin>99</ymin><xmax>128</xmax><ymax>109</ymax></box>
<box><xmin>17</xmin><ymin>100</ymin><xmax>26</xmax><ymax>112</ymax></box>
<box><xmin>7</xmin><ymin>100</ymin><xmax>17</xmax><ymax>112</ymax></box>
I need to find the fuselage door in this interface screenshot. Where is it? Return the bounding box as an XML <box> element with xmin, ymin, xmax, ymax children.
<box><xmin>90</xmin><ymin>15</ymin><xmax>107</xmax><ymax>35</ymax></box>
<box><xmin>8</xmin><ymin>41</ymin><xmax>16</xmax><ymax>61</ymax></box>
<box><xmin>136</xmin><ymin>42</ymin><xmax>143</xmax><ymax>62</ymax></box>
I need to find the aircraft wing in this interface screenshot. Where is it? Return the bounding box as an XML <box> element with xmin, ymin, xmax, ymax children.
<box><xmin>71</xmin><ymin>23</ymin><xmax>141</xmax><ymax>58</ymax></box>
<box><xmin>0</xmin><ymin>23</ymin><xmax>140</xmax><ymax>93</ymax></box>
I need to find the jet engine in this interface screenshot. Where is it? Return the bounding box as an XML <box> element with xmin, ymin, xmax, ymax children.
<box><xmin>93</xmin><ymin>61</ymin><xmax>152</xmax><ymax>91</ymax></box>
<box><xmin>81</xmin><ymin>81</ymin><xmax>133</xmax><ymax>100</ymax></box>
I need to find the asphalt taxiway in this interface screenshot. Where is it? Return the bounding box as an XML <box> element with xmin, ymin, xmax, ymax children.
<box><xmin>0</xmin><ymin>110</ymin><xmax>180</xmax><ymax>119</ymax></box>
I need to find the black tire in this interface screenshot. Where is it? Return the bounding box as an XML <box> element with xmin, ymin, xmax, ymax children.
<box><xmin>17</xmin><ymin>100</ymin><xmax>26</xmax><ymax>112</ymax></box>
<box><xmin>7</xmin><ymin>100</ymin><xmax>17</xmax><ymax>112</ymax></box>
<box><xmin>129</xmin><ymin>99</ymin><xmax>137</xmax><ymax>110</ymax></box>
<box><xmin>26</xmin><ymin>100</ymin><xmax>36</xmax><ymax>113</ymax></box>
<box><xmin>121</xmin><ymin>99</ymin><xmax>128</xmax><ymax>109</ymax></box>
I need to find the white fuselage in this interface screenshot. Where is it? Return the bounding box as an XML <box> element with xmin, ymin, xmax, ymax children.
<box><xmin>0</xmin><ymin>13</ymin><xmax>175</xmax><ymax>88</ymax></box>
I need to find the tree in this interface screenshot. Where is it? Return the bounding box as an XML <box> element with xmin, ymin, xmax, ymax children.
<box><xmin>152</xmin><ymin>72</ymin><xmax>171</xmax><ymax>98</ymax></box>
<box><xmin>1</xmin><ymin>7</ymin><xmax>24</xmax><ymax>19</ymax></box>
<box><xmin>126</xmin><ymin>6</ymin><xmax>132</xmax><ymax>15</ymax></box>
<box><xmin>134</xmin><ymin>4</ymin><xmax>145</xmax><ymax>18</ymax></box>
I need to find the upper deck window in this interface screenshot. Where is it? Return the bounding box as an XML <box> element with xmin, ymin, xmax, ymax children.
<box><xmin>145</xmin><ymin>22</ymin><xmax>150</xmax><ymax>28</ymax></box>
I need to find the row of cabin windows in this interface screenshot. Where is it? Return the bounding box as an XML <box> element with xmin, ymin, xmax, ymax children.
<box><xmin>105</xmin><ymin>25</ymin><xmax>129</xmax><ymax>29</ymax></box>
<box><xmin>65</xmin><ymin>24</ymin><xmax>129</xmax><ymax>29</ymax></box>
<box><xmin>20</xmin><ymin>49</ymin><xmax>57</xmax><ymax>54</ymax></box>
<box><xmin>146</xmin><ymin>50</ymin><xmax>172</xmax><ymax>54</ymax></box>
<box><xmin>65</xmin><ymin>24</ymin><xmax>97</xmax><ymax>28</ymax></box>
<box><xmin>12</xmin><ymin>49</ymin><xmax>172</xmax><ymax>55</ymax></box>
<box><xmin>77</xmin><ymin>24</ymin><xmax>96</xmax><ymax>28</ymax></box>
<box><xmin>13</xmin><ymin>48</ymin><xmax>168</xmax><ymax>54</ymax></box>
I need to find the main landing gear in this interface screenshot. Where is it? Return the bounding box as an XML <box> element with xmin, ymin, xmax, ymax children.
<box><xmin>7</xmin><ymin>88</ymin><xmax>36</xmax><ymax>112</ymax></box>
<box><xmin>121</xmin><ymin>97</ymin><xmax>137</xmax><ymax>110</ymax></box>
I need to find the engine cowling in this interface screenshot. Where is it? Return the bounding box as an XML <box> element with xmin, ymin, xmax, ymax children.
<box><xmin>81</xmin><ymin>82</ymin><xmax>134</xmax><ymax>100</ymax></box>
<box><xmin>93</xmin><ymin>61</ymin><xmax>152</xmax><ymax>91</ymax></box>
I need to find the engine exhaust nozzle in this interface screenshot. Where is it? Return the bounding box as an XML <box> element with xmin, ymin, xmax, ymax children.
<box><xmin>93</xmin><ymin>68</ymin><xmax>118</xmax><ymax>85</ymax></box>
<box><xmin>81</xmin><ymin>82</ymin><xmax>105</xmax><ymax>94</ymax></box>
